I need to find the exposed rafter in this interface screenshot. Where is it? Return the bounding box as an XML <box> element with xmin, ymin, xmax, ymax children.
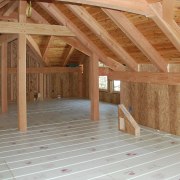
<box><xmin>0</xmin><ymin>0</ymin><xmax>10</xmax><ymax>9</ymax></box>
<box><xmin>26</xmin><ymin>35</ymin><xmax>46</xmax><ymax>66</ymax></box>
<box><xmin>60</xmin><ymin>37</ymin><xmax>91</xmax><ymax>56</ymax></box>
<box><xmin>162</xmin><ymin>0</ymin><xmax>175</xmax><ymax>23</ymax></box>
<box><xmin>42</xmin><ymin>36</ymin><xmax>54</xmax><ymax>64</ymax></box>
<box><xmin>38</xmin><ymin>2</ymin><xmax>126</xmax><ymax>71</ymax></box>
<box><xmin>149</xmin><ymin>2</ymin><xmax>180</xmax><ymax>52</ymax></box>
<box><xmin>63</xmin><ymin>46</ymin><xmax>74</xmax><ymax>66</ymax></box>
<box><xmin>3</xmin><ymin>1</ymin><xmax>18</xmax><ymax>16</ymax></box>
<box><xmin>54</xmin><ymin>0</ymin><xmax>151</xmax><ymax>16</ymax></box>
<box><xmin>68</xmin><ymin>5</ymin><xmax>138</xmax><ymax>71</ymax></box>
<box><xmin>103</xmin><ymin>8</ymin><xmax>168</xmax><ymax>72</ymax></box>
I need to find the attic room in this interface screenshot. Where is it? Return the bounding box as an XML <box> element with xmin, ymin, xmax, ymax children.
<box><xmin>0</xmin><ymin>0</ymin><xmax>180</xmax><ymax>179</ymax></box>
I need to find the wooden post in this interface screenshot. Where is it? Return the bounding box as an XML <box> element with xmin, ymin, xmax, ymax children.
<box><xmin>1</xmin><ymin>42</ymin><xmax>8</xmax><ymax>113</ymax></box>
<box><xmin>78</xmin><ymin>70</ymin><xmax>83</xmax><ymax>98</ymax></box>
<box><xmin>17</xmin><ymin>34</ymin><xmax>27</xmax><ymax>132</ymax></box>
<box><xmin>39</xmin><ymin>73</ymin><xmax>44</xmax><ymax>100</ymax></box>
<box><xmin>18</xmin><ymin>0</ymin><xmax>27</xmax><ymax>132</ymax></box>
<box><xmin>89</xmin><ymin>53</ymin><xmax>99</xmax><ymax>121</ymax></box>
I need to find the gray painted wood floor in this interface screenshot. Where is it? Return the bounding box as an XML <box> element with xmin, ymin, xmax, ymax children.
<box><xmin>0</xmin><ymin>99</ymin><xmax>180</xmax><ymax>180</ymax></box>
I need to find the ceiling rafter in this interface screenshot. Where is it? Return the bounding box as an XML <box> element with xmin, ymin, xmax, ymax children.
<box><xmin>42</xmin><ymin>36</ymin><xmax>54</xmax><ymax>64</ymax></box>
<box><xmin>37</xmin><ymin>2</ymin><xmax>126</xmax><ymax>71</ymax></box>
<box><xmin>54</xmin><ymin>0</ymin><xmax>152</xmax><ymax>16</ymax></box>
<box><xmin>30</xmin><ymin>6</ymin><xmax>91</xmax><ymax>64</ymax></box>
<box><xmin>0</xmin><ymin>0</ymin><xmax>10</xmax><ymax>9</ymax></box>
<box><xmin>68</xmin><ymin>5</ymin><xmax>138</xmax><ymax>71</ymax></box>
<box><xmin>162</xmin><ymin>0</ymin><xmax>176</xmax><ymax>23</ymax></box>
<box><xmin>60</xmin><ymin>37</ymin><xmax>91</xmax><ymax>56</ymax></box>
<box><xmin>63</xmin><ymin>46</ymin><xmax>75</xmax><ymax>66</ymax></box>
<box><xmin>149</xmin><ymin>2</ymin><xmax>180</xmax><ymax>52</ymax></box>
<box><xmin>103</xmin><ymin>8</ymin><xmax>168</xmax><ymax>72</ymax></box>
<box><xmin>3</xmin><ymin>1</ymin><xmax>18</xmax><ymax>16</ymax></box>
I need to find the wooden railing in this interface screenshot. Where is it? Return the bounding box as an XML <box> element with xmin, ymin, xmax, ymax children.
<box><xmin>118</xmin><ymin>104</ymin><xmax>140</xmax><ymax>136</ymax></box>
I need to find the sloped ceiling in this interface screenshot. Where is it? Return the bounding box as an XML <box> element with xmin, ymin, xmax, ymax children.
<box><xmin>0</xmin><ymin>0</ymin><xmax>179</xmax><ymax>69</ymax></box>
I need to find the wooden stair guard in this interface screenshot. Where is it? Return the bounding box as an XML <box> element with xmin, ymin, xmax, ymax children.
<box><xmin>118</xmin><ymin>104</ymin><xmax>140</xmax><ymax>136</ymax></box>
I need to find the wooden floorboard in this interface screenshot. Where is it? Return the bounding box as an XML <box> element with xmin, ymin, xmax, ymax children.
<box><xmin>0</xmin><ymin>99</ymin><xmax>180</xmax><ymax>180</ymax></box>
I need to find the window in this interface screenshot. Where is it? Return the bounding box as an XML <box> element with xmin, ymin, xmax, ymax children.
<box><xmin>113</xmin><ymin>80</ymin><xmax>120</xmax><ymax>91</ymax></box>
<box><xmin>98</xmin><ymin>62</ymin><xmax>107</xmax><ymax>67</ymax></box>
<box><xmin>99</xmin><ymin>76</ymin><xmax>108</xmax><ymax>90</ymax></box>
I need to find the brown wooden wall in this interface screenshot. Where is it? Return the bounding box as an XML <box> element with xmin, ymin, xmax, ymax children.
<box><xmin>7</xmin><ymin>40</ymin><xmax>80</xmax><ymax>102</ymax></box>
<box><xmin>121</xmin><ymin>64</ymin><xmax>180</xmax><ymax>135</ymax></box>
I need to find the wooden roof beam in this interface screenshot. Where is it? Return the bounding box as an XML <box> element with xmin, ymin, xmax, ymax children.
<box><xmin>162</xmin><ymin>0</ymin><xmax>175</xmax><ymax>23</ymax></box>
<box><xmin>0</xmin><ymin>0</ymin><xmax>10</xmax><ymax>9</ymax></box>
<box><xmin>54</xmin><ymin>0</ymin><xmax>151</xmax><ymax>16</ymax></box>
<box><xmin>63</xmin><ymin>46</ymin><xmax>74</xmax><ymax>66</ymax></box>
<box><xmin>42</xmin><ymin>36</ymin><xmax>54</xmax><ymax>64</ymax></box>
<box><xmin>3</xmin><ymin>1</ymin><xmax>18</xmax><ymax>16</ymax></box>
<box><xmin>149</xmin><ymin>2</ymin><xmax>180</xmax><ymax>52</ymax></box>
<box><xmin>103</xmin><ymin>9</ymin><xmax>168</xmax><ymax>72</ymax></box>
<box><xmin>38</xmin><ymin>2</ymin><xmax>126</xmax><ymax>71</ymax></box>
<box><xmin>109</xmin><ymin>71</ymin><xmax>180</xmax><ymax>85</ymax></box>
<box><xmin>26</xmin><ymin>35</ymin><xmax>46</xmax><ymax>66</ymax></box>
<box><xmin>0</xmin><ymin>21</ymin><xmax>75</xmax><ymax>36</ymax></box>
<box><xmin>68</xmin><ymin>5</ymin><xmax>138</xmax><ymax>71</ymax></box>
<box><xmin>60</xmin><ymin>37</ymin><xmax>91</xmax><ymax>56</ymax></box>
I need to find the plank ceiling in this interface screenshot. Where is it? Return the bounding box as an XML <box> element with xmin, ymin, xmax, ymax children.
<box><xmin>0</xmin><ymin>0</ymin><xmax>179</xmax><ymax>69</ymax></box>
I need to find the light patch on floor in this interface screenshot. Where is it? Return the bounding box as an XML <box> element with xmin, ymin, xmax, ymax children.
<box><xmin>0</xmin><ymin>99</ymin><xmax>180</xmax><ymax>180</ymax></box>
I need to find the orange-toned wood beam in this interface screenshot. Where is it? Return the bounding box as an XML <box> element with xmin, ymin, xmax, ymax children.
<box><xmin>90</xmin><ymin>54</ymin><xmax>99</xmax><ymax>121</ymax></box>
<box><xmin>1</xmin><ymin>41</ymin><xmax>8</xmax><ymax>113</ymax></box>
<box><xmin>63</xmin><ymin>46</ymin><xmax>74</xmax><ymax>66</ymax></box>
<box><xmin>31</xmin><ymin>6</ymin><xmax>122</xmax><ymax>69</ymax></box>
<box><xmin>18</xmin><ymin>0</ymin><xmax>27</xmax><ymax>132</ymax></box>
<box><xmin>26</xmin><ymin>35</ymin><xmax>46</xmax><ymax>66</ymax></box>
<box><xmin>103</xmin><ymin>9</ymin><xmax>168</xmax><ymax>72</ymax></box>
<box><xmin>38</xmin><ymin>2</ymin><xmax>126</xmax><ymax>71</ymax></box>
<box><xmin>3</xmin><ymin>1</ymin><xmax>18</xmax><ymax>16</ymax></box>
<box><xmin>0</xmin><ymin>21</ymin><xmax>75</xmax><ymax>36</ymax></box>
<box><xmin>0</xmin><ymin>0</ymin><xmax>10</xmax><ymax>9</ymax></box>
<box><xmin>7</xmin><ymin>67</ymin><xmax>82</xmax><ymax>74</ymax></box>
<box><xmin>60</xmin><ymin>37</ymin><xmax>91</xmax><ymax>56</ymax></box>
<box><xmin>0</xmin><ymin>15</ymin><xmax>17</xmax><ymax>21</ymax></box>
<box><xmin>149</xmin><ymin>2</ymin><xmax>180</xmax><ymax>52</ymax></box>
<box><xmin>109</xmin><ymin>71</ymin><xmax>180</xmax><ymax>85</ymax></box>
<box><xmin>162</xmin><ymin>0</ymin><xmax>176</xmax><ymax>23</ymax></box>
<box><xmin>42</xmin><ymin>36</ymin><xmax>54</xmax><ymax>64</ymax></box>
<box><xmin>55</xmin><ymin>0</ymin><xmax>151</xmax><ymax>16</ymax></box>
<box><xmin>68</xmin><ymin>5</ymin><xmax>138</xmax><ymax>71</ymax></box>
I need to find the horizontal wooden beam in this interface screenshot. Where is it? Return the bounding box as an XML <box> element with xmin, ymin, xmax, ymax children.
<box><xmin>7</xmin><ymin>67</ymin><xmax>82</xmax><ymax>74</ymax></box>
<box><xmin>109</xmin><ymin>71</ymin><xmax>180</xmax><ymax>85</ymax></box>
<box><xmin>0</xmin><ymin>21</ymin><xmax>75</xmax><ymax>36</ymax></box>
<box><xmin>0</xmin><ymin>34</ymin><xmax>17</xmax><ymax>44</ymax></box>
<box><xmin>55</xmin><ymin>0</ymin><xmax>151</xmax><ymax>16</ymax></box>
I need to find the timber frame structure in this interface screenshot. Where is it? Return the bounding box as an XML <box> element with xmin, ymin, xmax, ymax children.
<box><xmin>0</xmin><ymin>0</ymin><xmax>179</xmax><ymax>133</ymax></box>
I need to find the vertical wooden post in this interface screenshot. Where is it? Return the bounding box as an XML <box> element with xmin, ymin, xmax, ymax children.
<box><xmin>17</xmin><ymin>34</ymin><xmax>27</xmax><ymax>132</ymax></box>
<box><xmin>78</xmin><ymin>70</ymin><xmax>83</xmax><ymax>98</ymax></box>
<box><xmin>89</xmin><ymin>53</ymin><xmax>99</xmax><ymax>121</ymax></box>
<box><xmin>39</xmin><ymin>73</ymin><xmax>44</xmax><ymax>100</ymax></box>
<box><xmin>18</xmin><ymin>0</ymin><xmax>27</xmax><ymax>132</ymax></box>
<box><xmin>43</xmin><ymin>74</ymin><xmax>47</xmax><ymax>99</ymax></box>
<box><xmin>1</xmin><ymin>42</ymin><xmax>8</xmax><ymax>113</ymax></box>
